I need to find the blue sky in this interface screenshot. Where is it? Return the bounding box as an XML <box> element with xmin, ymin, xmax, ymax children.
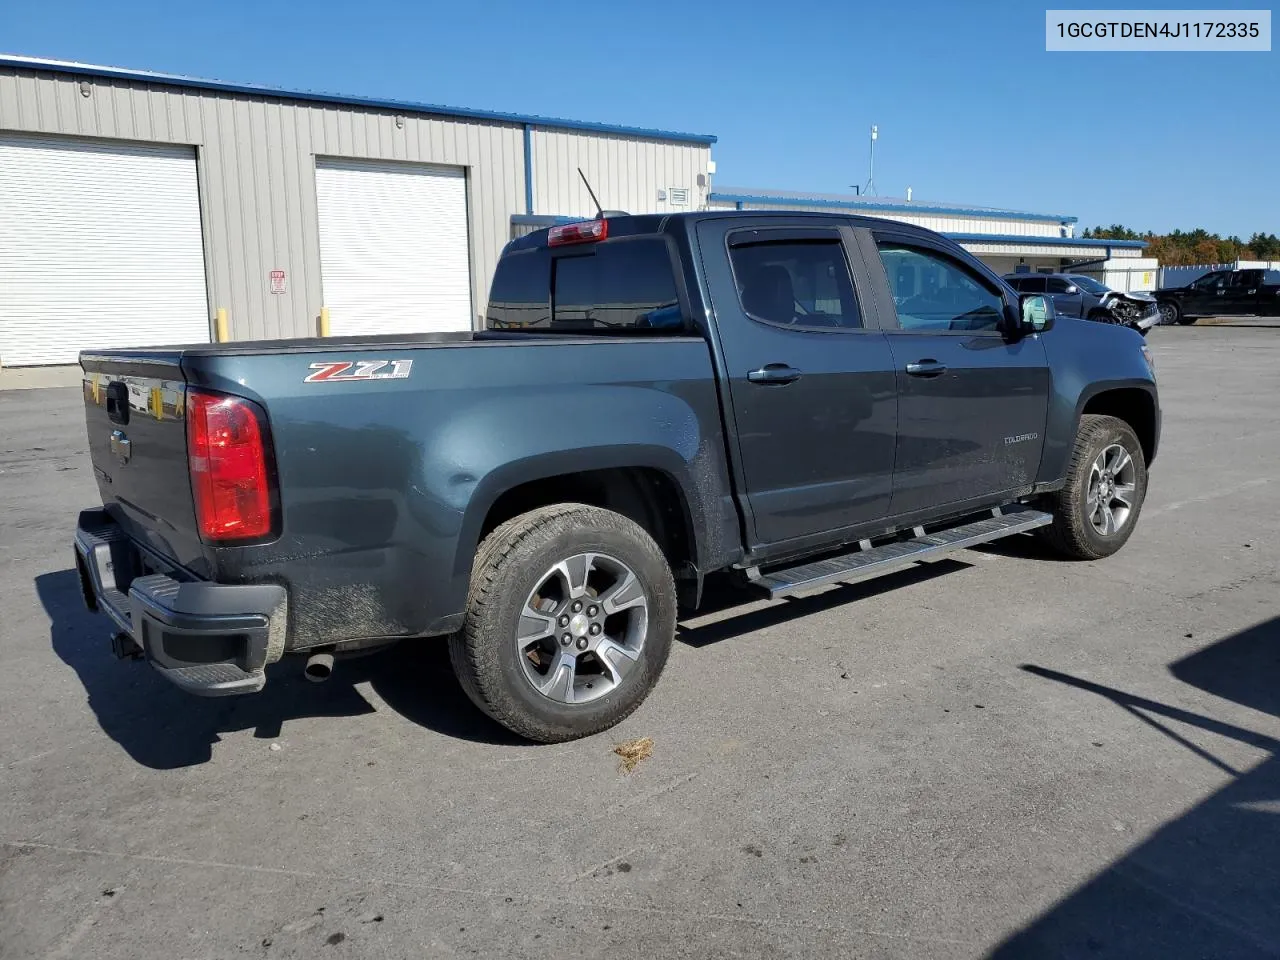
<box><xmin>5</xmin><ymin>0</ymin><xmax>1277</xmax><ymax>235</ymax></box>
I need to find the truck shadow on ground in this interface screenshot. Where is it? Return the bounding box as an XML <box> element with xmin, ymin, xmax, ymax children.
<box><xmin>677</xmin><ymin>559</ymin><xmax>973</xmax><ymax>648</ymax></box>
<box><xmin>39</xmin><ymin>558</ymin><xmax>978</xmax><ymax>767</ymax></box>
<box><xmin>992</xmin><ymin>615</ymin><xmax>1280</xmax><ymax>959</ymax></box>
<box><xmin>36</xmin><ymin>569</ymin><xmax>523</xmax><ymax>769</ymax></box>
<box><xmin>969</xmin><ymin>531</ymin><xmax>1063</xmax><ymax>562</ymax></box>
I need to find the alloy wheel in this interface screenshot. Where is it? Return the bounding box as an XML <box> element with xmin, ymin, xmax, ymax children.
<box><xmin>1087</xmin><ymin>443</ymin><xmax>1138</xmax><ymax>536</ymax></box>
<box><xmin>516</xmin><ymin>553</ymin><xmax>649</xmax><ymax>704</ymax></box>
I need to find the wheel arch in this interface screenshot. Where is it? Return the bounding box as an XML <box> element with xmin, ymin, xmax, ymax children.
<box><xmin>452</xmin><ymin>447</ymin><xmax>705</xmax><ymax>611</ymax></box>
<box><xmin>1079</xmin><ymin>384</ymin><xmax>1159</xmax><ymax>467</ymax></box>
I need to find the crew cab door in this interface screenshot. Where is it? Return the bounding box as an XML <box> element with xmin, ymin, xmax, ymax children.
<box><xmin>1225</xmin><ymin>270</ymin><xmax>1265</xmax><ymax>314</ymax></box>
<box><xmin>695</xmin><ymin>218</ymin><xmax>897</xmax><ymax>549</ymax></box>
<box><xmin>863</xmin><ymin>230</ymin><xmax>1051</xmax><ymax>516</ymax></box>
<box><xmin>1186</xmin><ymin>270</ymin><xmax>1229</xmax><ymax>315</ymax></box>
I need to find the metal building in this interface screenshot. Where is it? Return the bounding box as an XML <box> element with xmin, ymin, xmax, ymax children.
<box><xmin>707</xmin><ymin>187</ymin><xmax>1153</xmax><ymax>289</ymax></box>
<box><xmin>0</xmin><ymin>55</ymin><xmax>715</xmax><ymax>367</ymax></box>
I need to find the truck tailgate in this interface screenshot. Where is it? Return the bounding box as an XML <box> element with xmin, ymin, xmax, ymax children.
<box><xmin>80</xmin><ymin>352</ymin><xmax>206</xmax><ymax>573</ymax></box>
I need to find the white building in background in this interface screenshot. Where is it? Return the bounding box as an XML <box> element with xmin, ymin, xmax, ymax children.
<box><xmin>707</xmin><ymin>187</ymin><xmax>1154</xmax><ymax>292</ymax></box>
<box><xmin>0</xmin><ymin>53</ymin><xmax>1156</xmax><ymax>371</ymax></box>
<box><xmin>0</xmin><ymin>55</ymin><xmax>715</xmax><ymax>367</ymax></box>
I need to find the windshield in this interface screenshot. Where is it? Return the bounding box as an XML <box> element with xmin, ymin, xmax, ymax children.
<box><xmin>1067</xmin><ymin>275</ymin><xmax>1110</xmax><ymax>295</ymax></box>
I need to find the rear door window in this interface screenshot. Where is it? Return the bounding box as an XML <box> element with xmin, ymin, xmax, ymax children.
<box><xmin>727</xmin><ymin>237</ymin><xmax>862</xmax><ymax>330</ymax></box>
<box><xmin>1015</xmin><ymin>276</ymin><xmax>1047</xmax><ymax>293</ymax></box>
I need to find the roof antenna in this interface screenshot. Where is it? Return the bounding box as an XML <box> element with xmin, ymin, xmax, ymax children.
<box><xmin>578</xmin><ymin>167</ymin><xmax>604</xmax><ymax>219</ymax></box>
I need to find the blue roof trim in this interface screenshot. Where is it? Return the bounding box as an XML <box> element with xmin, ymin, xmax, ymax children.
<box><xmin>711</xmin><ymin>191</ymin><xmax>1078</xmax><ymax>224</ymax></box>
<box><xmin>0</xmin><ymin>54</ymin><xmax>718</xmax><ymax>145</ymax></box>
<box><xmin>944</xmin><ymin>232</ymin><xmax>1147</xmax><ymax>249</ymax></box>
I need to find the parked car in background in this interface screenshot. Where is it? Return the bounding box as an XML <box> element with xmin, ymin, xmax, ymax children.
<box><xmin>1005</xmin><ymin>273</ymin><xmax>1160</xmax><ymax>334</ymax></box>
<box><xmin>1152</xmin><ymin>268</ymin><xmax>1280</xmax><ymax>325</ymax></box>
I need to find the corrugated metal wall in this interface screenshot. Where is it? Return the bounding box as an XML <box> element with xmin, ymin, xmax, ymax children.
<box><xmin>532</xmin><ymin>129</ymin><xmax>711</xmax><ymax>218</ymax></box>
<box><xmin>0</xmin><ymin>66</ymin><xmax>525</xmax><ymax>340</ymax></box>
<box><xmin>706</xmin><ymin>199</ymin><xmax>1065</xmax><ymax>238</ymax></box>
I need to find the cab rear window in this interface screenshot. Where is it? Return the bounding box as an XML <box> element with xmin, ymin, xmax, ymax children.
<box><xmin>486</xmin><ymin>237</ymin><xmax>685</xmax><ymax>334</ymax></box>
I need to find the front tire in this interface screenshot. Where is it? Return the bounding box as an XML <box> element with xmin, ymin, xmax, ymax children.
<box><xmin>1158</xmin><ymin>301</ymin><xmax>1184</xmax><ymax>326</ymax></box>
<box><xmin>1037</xmin><ymin>415</ymin><xmax>1148</xmax><ymax>560</ymax></box>
<box><xmin>450</xmin><ymin>504</ymin><xmax>677</xmax><ymax>743</ymax></box>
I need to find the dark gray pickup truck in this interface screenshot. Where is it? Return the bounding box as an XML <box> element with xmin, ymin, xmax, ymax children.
<box><xmin>75</xmin><ymin>211</ymin><xmax>1160</xmax><ymax>742</ymax></box>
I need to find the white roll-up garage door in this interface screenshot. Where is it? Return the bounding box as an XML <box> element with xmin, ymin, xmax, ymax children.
<box><xmin>0</xmin><ymin>134</ymin><xmax>209</xmax><ymax>366</ymax></box>
<box><xmin>314</xmin><ymin>158</ymin><xmax>473</xmax><ymax>336</ymax></box>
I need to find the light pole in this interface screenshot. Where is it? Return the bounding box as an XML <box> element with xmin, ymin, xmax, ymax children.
<box><xmin>864</xmin><ymin>125</ymin><xmax>878</xmax><ymax>196</ymax></box>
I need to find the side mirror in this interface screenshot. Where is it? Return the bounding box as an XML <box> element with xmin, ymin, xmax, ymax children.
<box><xmin>1064</xmin><ymin>284</ymin><xmax>1078</xmax><ymax>295</ymax></box>
<box><xmin>1017</xmin><ymin>293</ymin><xmax>1055</xmax><ymax>334</ymax></box>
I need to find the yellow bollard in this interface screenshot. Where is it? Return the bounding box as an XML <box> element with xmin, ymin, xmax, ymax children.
<box><xmin>215</xmin><ymin>308</ymin><xmax>229</xmax><ymax>343</ymax></box>
<box><xmin>318</xmin><ymin>307</ymin><xmax>330</xmax><ymax>338</ymax></box>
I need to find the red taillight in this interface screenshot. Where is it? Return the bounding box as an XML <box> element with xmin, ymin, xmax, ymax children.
<box><xmin>186</xmin><ymin>391</ymin><xmax>274</xmax><ymax>542</ymax></box>
<box><xmin>548</xmin><ymin>219</ymin><xmax>608</xmax><ymax>246</ymax></box>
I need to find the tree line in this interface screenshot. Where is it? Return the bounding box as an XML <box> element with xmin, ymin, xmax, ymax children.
<box><xmin>1081</xmin><ymin>226</ymin><xmax>1280</xmax><ymax>266</ymax></box>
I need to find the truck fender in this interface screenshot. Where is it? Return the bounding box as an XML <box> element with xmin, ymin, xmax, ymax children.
<box><xmin>422</xmin><ymin>386</ymin><xmax>727</xmax><ymax>619</ymax></box>
<box><xmin>1041</xmin><ymin>379</ymin><xmax>1160</xmax><ymax>484</ymax></box>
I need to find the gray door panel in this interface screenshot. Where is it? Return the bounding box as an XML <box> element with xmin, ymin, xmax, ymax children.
<box><xmin>870</xmin><ymin>234</ymin><xmax>1051</xmax><ymax>516</ymax></box>
<box><xmin>884</xmin><ymin>332</ymin><xmax>1050</xmax><ymax>514</ymax></box>
<box><xmin>696</xmin><ymin>218</ymin><xmax>898</xmax><ymax>547</ymax></box>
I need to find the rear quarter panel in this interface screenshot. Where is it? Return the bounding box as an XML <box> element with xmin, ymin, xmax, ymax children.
<box><xmin>186</xmin><ymin>338</ymin><xmax>735</xmax><ymax>647</ymax></box>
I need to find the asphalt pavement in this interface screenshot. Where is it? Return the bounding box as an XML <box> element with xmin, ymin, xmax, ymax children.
<box><xmin>2</xmin><ymin>325</ymin><xmax>1278</xmax><ymax>959</ymax></box>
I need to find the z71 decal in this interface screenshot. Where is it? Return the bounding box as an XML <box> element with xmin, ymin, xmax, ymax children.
<box><xmin>304</xmin><ymin>359</ymin><xmax>413</xmax><ymax>383</ymax></box>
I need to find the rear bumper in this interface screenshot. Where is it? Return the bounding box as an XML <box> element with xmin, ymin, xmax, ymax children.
<box><xmin>74</xmin><ymin>509</ymin><xmax>287</xmax><ymax>696</ymax></box>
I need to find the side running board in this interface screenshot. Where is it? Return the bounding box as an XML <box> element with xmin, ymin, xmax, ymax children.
<box><xmin>749</xmin><ymin>506</ymin><xmax>1053</xmax><ymax>600</ymax></box>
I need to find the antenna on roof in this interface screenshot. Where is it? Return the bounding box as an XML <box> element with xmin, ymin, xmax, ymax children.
<box><xmin>578</xmin><ymin>167</ymin><xmax>604</xmax><ymax>219</ymax></box>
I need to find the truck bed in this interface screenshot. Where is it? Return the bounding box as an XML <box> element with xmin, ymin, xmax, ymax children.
<box><xmin>79</xmin><ymin>331</ymin><xmax>734</xmax><ymax>650</ymax></box>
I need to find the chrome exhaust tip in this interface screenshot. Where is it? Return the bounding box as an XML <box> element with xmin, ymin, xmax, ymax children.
<box><xmin>303</xmin><ymin>651</ymin><xmax>335</xmax><ymax>683</ymax></box>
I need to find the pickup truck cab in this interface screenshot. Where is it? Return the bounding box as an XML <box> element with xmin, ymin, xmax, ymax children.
<box><xmin>75</xmin><ymin>211</ymin><xmax>1159</xmax><ymax>742</ymax></box>
<box><xmin>1154</xmin><ymin>267</ymin><xmax>1280</xmax><ymax>325</ymax></box>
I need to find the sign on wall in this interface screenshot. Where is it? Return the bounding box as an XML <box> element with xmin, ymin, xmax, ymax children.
<box><xmin>270</xmin><ymin>269</ymin><xmax>287</xmax><ymax>294</ymax></box>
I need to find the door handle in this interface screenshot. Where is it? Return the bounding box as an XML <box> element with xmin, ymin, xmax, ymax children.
<box><xmin>905</xmin><ymin>360</ymin><xmax>947</xmax><ymax>378</ymax></box>
<box><xmin>747</xmin><ymin>364</ymin><xmax>802</xmax><ymax>385</ymax></box>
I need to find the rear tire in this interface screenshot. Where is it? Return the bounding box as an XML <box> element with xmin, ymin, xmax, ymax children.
<box><xmin>1036</xmin><ymin>415</ymin><xmax>1148</xmax><ymax>560</ymax></box>
<box><xmin>449</xmin><ymin>504</ymin><xmax>677</xmax><ymax>743</ymax></box>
